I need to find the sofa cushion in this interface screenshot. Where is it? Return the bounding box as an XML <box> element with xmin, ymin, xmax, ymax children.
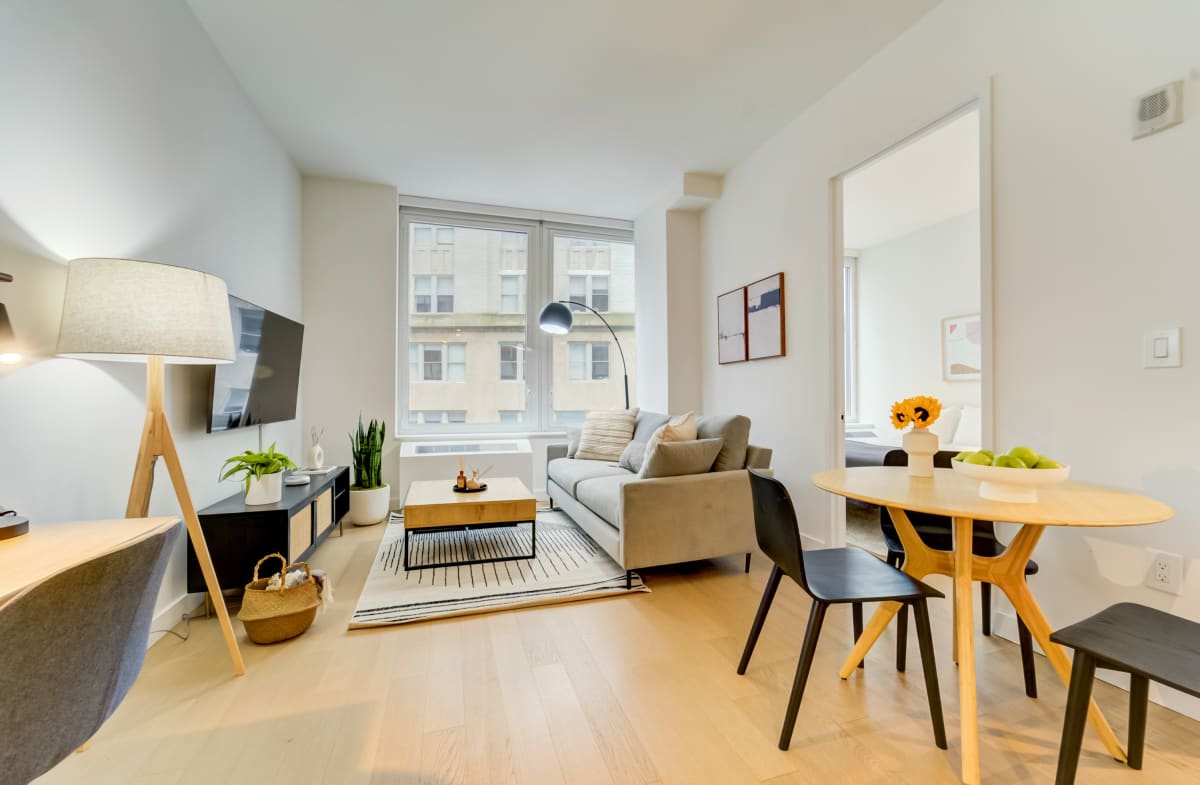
<box><xmin>696</xmin><ymin>414</ymin><xmax>751</xmax><ymax>471</ymax></box>
<box><xmin>575</xmin><ymin>474</ymin><xmax>640</xmax><ymax>531</ymax></box>
<box><xmin>632</xmin><ymin>411</ymin><xmax>670</xmax><ymax>442</ymax></box>
<box><xmin>618</xmin><ymin>439</ymin><xmax>647</xmax><ymax>474</ymax></box>
<box><xmin>575</xmin><ymin>408</ymin><xmax>639</xmax><ymax>462</ymax></box>
<box><xmin>641</xmin><ymin>438</ymin><xmax>724</xmax><ymax>479</ymax></box>
<box><xmin>547</xmin><ymin>457</ymin><xmax>631</xmax><ymax>496</ymax></box>
<box><xmin>621</xmin><ymin>411</ymin><xmax>694</xmax><ymax>473</ymax></box>
<box><xmin>566</xmin><ymin>427</ymin><xmax>582</xmax><ymax>458</ymax></box>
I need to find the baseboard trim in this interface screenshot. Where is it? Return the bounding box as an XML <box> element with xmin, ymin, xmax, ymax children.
<box><xmin>149</xmin><ymin>592</ymin><xmax>206</xmax><ymax>647</ymax></box>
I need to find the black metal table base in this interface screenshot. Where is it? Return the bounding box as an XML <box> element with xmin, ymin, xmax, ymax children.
<box><xmin>403</xmin><ymin>519</ymin><xmax>536</xmax><ymax>571</ymax></box>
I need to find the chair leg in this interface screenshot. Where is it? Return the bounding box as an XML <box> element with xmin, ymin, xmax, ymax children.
<box><xmin>852</xmin><ymin>602</ymin><xmax>864</xmax><ymax>669</ymax></box>
<box><xmin>737</xmin><ymin>565</ymin><xmax>783</xmax><ymax>675</ymax></box>
<box><xmin>625</xmin><ymin>570</ymin><xmax>632</xmax><ymax>590</ymax></box>
<box><xmin>981</xmin><ymin>581</ymin><xmax>992</xmax><ymax>636</ymax></box>
<box><xmin>896</xmin><ymin>604</ymin><xmax>909</xmax><ymax>672</ymax></box>
<box><xmin>745</xmin><ymin>552</ymin><xmax>751</xmax><ymax>573</ymax></box>
<box><xmin>779</xmin><ymin>599</ymin><xmax>827</xmax><ymax>751</ymax></box>
<box><xmin>911</xmin><ymin>598</ymin><xmax>948</xmax><ymax>750</ymax></box>
<box><xmin>1054</xmin><ymin>651</ymin><xmax>1097</xmax><ymax>785</ymax></box>
<box><xmin>1018</xmin><ymin>616</ymin><xmax>1038</xmax><ymax>698</ymax></box>
<box><xmin>1128</xmin><ymin>674</ymin><xmax>1150</xmax><ymax>770</ymax></box>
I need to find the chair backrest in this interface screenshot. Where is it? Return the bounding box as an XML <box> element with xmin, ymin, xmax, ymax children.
<box><xmin>879</xmin><ymin>449</ymin><xmax>995</xmax><ymax>554</ymax></box>
<box><xmin>0</xmin><ymin>522</ymin><xmax>180</xmax><ymax>785</ymax></box>
<box><xmin>747</xmin><ymin>469</ymin><xmax>809</xmax><ymax>589</ymax></box>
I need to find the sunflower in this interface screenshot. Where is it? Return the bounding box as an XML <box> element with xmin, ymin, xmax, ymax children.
<box><xmin>890</xmin><ymin>400</ymin><xmax>912</xmax><ymax>430</ymax></box>
<box><xmin>891</xmin><ymin>395</ymin><xmax>942</xmax><ymax>430</ymax></box>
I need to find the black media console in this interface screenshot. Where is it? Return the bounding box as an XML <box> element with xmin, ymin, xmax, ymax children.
<box><xmin>187</xmin><ymin>466</ymin><xmax>351</xmax><ymax>594</ymax></box>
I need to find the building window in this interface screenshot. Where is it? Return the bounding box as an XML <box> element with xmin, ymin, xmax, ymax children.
<box><xmin>499</xmin><ymin>341</ymin><xmax>524</xmax><ymax>380</ymax></box>
<box><xmin>568</xmin><ymin>341</ymin><xmax>609</xmax><ymax>381</ymax></box>
<box><xmin>409</xmin><ymin>342</ymin><xmax>466</xmax><ymax>382</ymax></box>
<box><xmin>499</xmin><ymin>410</ymin><xmax>524</xmax><ymax>424</ymax></box>
<box><xmin>408</xmin><ymin>410</ymin><xmax>467</xmax><ymax>425</ymax></box>
<box><xmin>553</xmin><ymin>410</ymin><xmax>586</xmax><ymax>425</ymax></box>
<box><xmin>500</xmin><ymin>274</ymin><xmax>524</xmax><ymax>313</ymax></box>
<box><xmin>436</xmin><ymin>226</ymin><xmax>455</xmax><ymax>245</ymax></box>
<box><xmin>414</xmin><ymin>275</ymin><xmax>454</xmax><ymax>314</ymax></box>
<box><xmin>568</xmin><ymin>273</ymin><xmax>610</xmax><ymax>313</ymax></box>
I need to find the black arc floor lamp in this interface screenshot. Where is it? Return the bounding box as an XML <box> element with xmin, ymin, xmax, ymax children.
<box><xmin>538</xmin><ymin>300</ymin><xmax>629</xmax><ymax>409</ymax></box>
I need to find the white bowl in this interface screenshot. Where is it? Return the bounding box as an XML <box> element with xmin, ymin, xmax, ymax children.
<box><xmin>951</xmin><ymin>459</ymin><xmax>1070</xmax><ymax>503</ymax></box>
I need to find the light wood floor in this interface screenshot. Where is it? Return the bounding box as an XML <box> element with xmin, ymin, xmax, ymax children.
<box><xmin>38</xmin><ymin>519</ymin><xmax>1200</xmax><ymax>785</ymax></box>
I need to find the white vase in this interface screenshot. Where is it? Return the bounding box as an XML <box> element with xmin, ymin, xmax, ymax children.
<box><xmin>902</xmin><ymin>428</ymin><xmax>939</xmax><ymax>477</ymax></box>
<box><xmin>349</xmin><ymin>484</ymin><xmax>391</xmax><ymax>526</ymax></box>
<box><xmin>245</xmin><ymin>472</ymin><xmax>283</xmax><ymax>505</ymax></box>
<box><xmin>305</xmin><ymin>444</ymin><xmax>325</xmax><ymax>470</ymax></box>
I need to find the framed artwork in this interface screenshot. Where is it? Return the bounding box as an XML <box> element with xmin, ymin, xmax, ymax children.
<box><xmin>746</xmin><ymin>272</ymin><xmax>786</xmax><ymax>360</ymax></box>
<box><xmin>942</xmin><ymin>313</ymin><xmax>982</xmax><ymax>381</ymax></box>
<box><xmin>717</xmin><ymin>286</ymin><xmax>748</xmax><ymax>364</ymax></box>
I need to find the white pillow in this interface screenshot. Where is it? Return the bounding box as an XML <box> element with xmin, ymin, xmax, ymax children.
<box><xmin>928</xmin><ymin>404</ymin><xmax>962</xmax><ymax>442</ymax></box>
<box><xmin>954</xmin><ymin>405</ymin><xmax>983</xmax><ymax>448</ymax></box>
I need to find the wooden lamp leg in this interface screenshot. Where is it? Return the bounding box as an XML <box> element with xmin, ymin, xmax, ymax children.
<box><xmin>125</xmin><ymin>357</ymin><xmax>246</xmax><ymax>677</ymax></box>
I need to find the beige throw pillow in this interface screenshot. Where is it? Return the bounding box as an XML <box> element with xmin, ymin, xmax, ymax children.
<box><xmin>640</xmin><ymin>411</ymin><xmax>696</xmax><ymax>470</ymax></box>
<box><xmin>641</xmin><ymin>438</ymin><xmax>724</xmax><ymax>479</ymax></box>
<box><xmin>574</xmin><ymin>408</ymin><xmax>639</xmax><ymax>462</ymax></box>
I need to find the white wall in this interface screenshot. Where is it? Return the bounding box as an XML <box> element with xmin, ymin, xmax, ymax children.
<box><xmin>300</xmin><ymin>176</ymin><xmax>400</xmax><ymax>495</ymax></box>
<box><xmin>856</xmin><ymin>210</ymin><xmax>981</xmax><ymax>431</ymax></box>
<box><xmin>0</xmin><ymin>0</ymin><xmax>301</xmax><ymax>629</ymax></box>
<box><xmin>700</xmin><ymin>0</ymin><xmax>1200</xmax><ymax>717</ymax></box>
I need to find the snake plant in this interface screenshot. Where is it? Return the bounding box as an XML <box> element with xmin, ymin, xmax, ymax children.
<box><xmin>350</xmin><ymin>415</ymin><xmax>386</xmax><ymax>489</ymax></box>
<box><xmin>220</xmin><ymin>443</ymin><xmax>297</xmax><ymax>494</ymax></box>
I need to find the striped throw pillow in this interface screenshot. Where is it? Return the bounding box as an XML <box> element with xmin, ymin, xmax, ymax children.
<box><xmin>574</xmin><ymin>408</ymin><xmax>639</xmax><ymax>462</ymax></box>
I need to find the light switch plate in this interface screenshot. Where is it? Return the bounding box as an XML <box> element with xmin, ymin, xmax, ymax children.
<box><xmin>1143</xmin><ymin>327</ymin><xmax>1181</xmax><ymax>368</ymax></box>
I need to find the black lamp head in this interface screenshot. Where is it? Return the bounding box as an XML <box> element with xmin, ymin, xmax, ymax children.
<box><xmin>538</xmin><ymin>301</ymin><xmax>573</xmax><ymax>335</ymax></box>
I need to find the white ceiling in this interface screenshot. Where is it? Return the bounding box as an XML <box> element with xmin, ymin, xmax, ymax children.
<box><xmin>187</xmin><ymin>0</ymin><xmax>940</xmax><ymax>220</ymax></box>
<box><xmin>843</xmin><ymin>109</ymin><xmax>979</xmax><ymax>249</ymax></box>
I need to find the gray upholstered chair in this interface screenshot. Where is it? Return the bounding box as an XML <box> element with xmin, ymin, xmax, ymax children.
<box><xmin>0</xmin><ymin>521</ymin><xmax>181</xmax><ymax>785</ymax></box>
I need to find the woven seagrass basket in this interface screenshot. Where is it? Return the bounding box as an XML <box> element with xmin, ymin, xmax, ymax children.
<box><xmin>238</xmin><ymin>553</ymin><xmax>320</xmax><ymax>645</ymax></box>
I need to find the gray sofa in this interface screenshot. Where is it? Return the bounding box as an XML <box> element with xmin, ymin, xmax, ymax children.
<box><xmin>547</xmin><ymin>411</ymin><xmax>772</xmax><ymax>584</ymax></box>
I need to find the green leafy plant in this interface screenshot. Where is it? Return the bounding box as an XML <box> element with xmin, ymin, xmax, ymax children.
<box><xmin>220</xmin><ymin>443</ymin><xmax>297</xmax><ymax>494</ymax></box>
<box><xmin>349</xmin><ymin>415</ymin><xmax>386</xmax><ymax>489</ymax></box>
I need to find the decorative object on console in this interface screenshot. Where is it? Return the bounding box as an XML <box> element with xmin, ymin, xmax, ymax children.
<box><xmin>0</xmin><ymin>271</ymin><xmax>21</xmax><ymax>364</ymax></box>
<box><xmin>538</xmin><ymin>299</ymin><xmax>631</xmax><ymax>408</ymax></box>
<box><xmin>0</xmin><ymin>505</ymin><xmax>29</xmax><ymax>540</ymax></box>
<box><xmin>220</xmin><ymin>444</ymin><xmax>297</xmax><ymax>506</ymax></box>
<box><xmin>891</xmin><ymin>395</ymin><xmax>943</xmax><ymax>477</ymax></box>
<box><xmin>56</xmin><ymin>257</ymin><xmax>245</xmax><ymax>676</ymax></box>
<box><xmin>942</xmin><ymin>313</ymin><xmax>982</xmax><ymax>381</ymax></box>
<box><xmin>348</xmin><ymin>415</ymin><xmax>389</xmax><ymax>525</ymax></box>
<box><xmin>717</xmin><ymin>286</ymin><xmax>748</xmax><ymax>364</ymax></box>
<box><xmin>746</xmin><ymin>272</ymin><xmax>785</xmax><ymax>360</ymax></box>
<box><xmin>306</xmin><ymin>425</ymin><xmax>326</xmax><ymax>470</ymax></box>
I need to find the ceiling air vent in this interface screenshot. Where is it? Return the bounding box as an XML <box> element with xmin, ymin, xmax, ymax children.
<box><xmin>1133</xmin><ymin>81</ymin><xmax>1184</xmax><ymax>140</ymax></box>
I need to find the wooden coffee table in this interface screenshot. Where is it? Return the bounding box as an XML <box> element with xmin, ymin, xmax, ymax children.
<box><xmin>401</xmin><ymin>477</ymin><xmax>538</xmax><ymax>571</ymax></box>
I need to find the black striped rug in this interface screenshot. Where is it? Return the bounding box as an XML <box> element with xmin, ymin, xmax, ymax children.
<box><xmin>349</xmin><ymin>510</ymin><xmax>648</xmax><ymax>628</ymax></box>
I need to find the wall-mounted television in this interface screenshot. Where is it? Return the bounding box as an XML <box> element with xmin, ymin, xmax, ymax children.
<box><xmin>206</xmin><ymin>295</ymin><xmax>304</xmax><ymax>433</ymax></box>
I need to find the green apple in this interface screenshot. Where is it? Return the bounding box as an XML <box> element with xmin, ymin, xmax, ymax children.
<box><xmin>1008</xmin><ymin>446</ymin><xmax>1040</xmax><ymax>467</ymax></box>
<box><xmin>954</xmin><ymin>450</ymin><xmax>975</xmax><ymax>462</ymax></box>
<box><xmin>992</xmin><ymin>455</ymin><xmax>1028</xmax><ymax>469</ymax></box>
<box><xmin>976</xmin><ymin>449</ymin><xmax>995</xmax><ymax>460</ymax></box>
<box><xmin>964</xmin><ymin>452</ymin><xmax>993</xmax><ymax>465</ymax></box>
<box><xmin>1033</xmin><ymin>457</ymin><xmax>1062</xmax><ymax>469</ymax></box>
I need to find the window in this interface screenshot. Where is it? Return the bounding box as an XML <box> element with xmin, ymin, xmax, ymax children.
<box><xmin>409</xmin><ymin>342</ymin><xmax>466</xmax><ymax>382</ymax></box>
<box><xmin>402</xmin><ymin>211</ymin><xmax>633</xmax><ymax>430</ymax></box>
<box><xmin>414</xmin><ymin>275</ymin><xmax>454</xmax><ymax>313</ymax></box>
<box><xmin>499</xmin><ymin>342</ymin><xmax>524</xmax><ymax>380</ymax></box>
<box><xmin>500</xmin><ymin>274</ymin><xmax>524</xmax><ymax>313</ymax></box>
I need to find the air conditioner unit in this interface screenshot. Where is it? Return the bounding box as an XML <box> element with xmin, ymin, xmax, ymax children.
<box><xmin>397</xmin><ymin>439</ymin><xmax>534</xmax><ymax>503</ymax></box>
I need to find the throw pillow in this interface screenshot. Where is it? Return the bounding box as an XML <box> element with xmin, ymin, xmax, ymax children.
<box><xmin>641</xmin><ymin>411</ymin><xmax>697</xmax><ymax>466</ymax></box>
<box><xmin>618</xmin><ymin>439</ymin><xmax>647</xmax><ymax>473</ymax></box>
<box><xmin>574</xmin><ymin>408</ymin><xmax>639</xmax><ymax>462</ymax></box>
<box><xmin>640</xmin><ymin>438</ymin><xmax>724</xmax><ymax>479</ymax></box>
<box><xmin>566</xmin><ymin>427</ymin><xmax>582</xmax><ymax>458</ymax></box>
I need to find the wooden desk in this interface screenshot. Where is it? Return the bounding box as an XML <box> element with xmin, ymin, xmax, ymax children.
<box><xmin>811</xmin><ymin>467</ymin><xmax>1172</xmax><ymax>785</ymax></box>
<box><xmin>0</xmin><ymin>517</ymin><xmax>180</xmax><ymax>605</ymax></box>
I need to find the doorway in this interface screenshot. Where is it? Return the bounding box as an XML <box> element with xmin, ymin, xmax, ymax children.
<box><xmin>832</xmin><ymin>103</ymin><xmax>991</xmax><ymax>551</ymax></box>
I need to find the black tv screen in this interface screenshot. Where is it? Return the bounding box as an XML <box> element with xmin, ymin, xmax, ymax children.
<box><xmin>207</xmin><ymin>295</ymin><xmax>304</xmax><ymax>433</ymax></box>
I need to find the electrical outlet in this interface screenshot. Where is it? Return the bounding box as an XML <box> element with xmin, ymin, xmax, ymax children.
<box><xmin>1145</xmin><ymin>549</ymin><xmax>1184</xmax><ymax>595</ymax></box>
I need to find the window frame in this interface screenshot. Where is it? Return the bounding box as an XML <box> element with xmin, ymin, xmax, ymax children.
<box><xmin>398</xmin><ymin>207</ymin><xmax>633</xmax><ymax>435</ymax></box>
<box><xmin>843</xmin><ymin>254</ymin><xmax>859</xmax><ymax>424</ymax></box>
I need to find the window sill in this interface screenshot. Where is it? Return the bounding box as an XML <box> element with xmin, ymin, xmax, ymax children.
<box><xmin>395</xmin><ymin>430</ymin><xmax>569</xmax><ymax>442</ymax></box>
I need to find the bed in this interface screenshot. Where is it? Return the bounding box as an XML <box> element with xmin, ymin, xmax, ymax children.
<box><xmin>844</xmin><ymin>404</ymin><xmax>982</xmax><ymax>467</ymax></box>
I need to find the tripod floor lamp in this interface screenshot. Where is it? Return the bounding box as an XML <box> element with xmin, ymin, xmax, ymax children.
<box><xmin>538</xmin><ymin>300</ymin><xmax>630</xmax><ymax>409</ymax></box>
<box><xmin>57</xmin><ymin>258</ymin><xmax>245</xmax><ymax>676</ymax></box>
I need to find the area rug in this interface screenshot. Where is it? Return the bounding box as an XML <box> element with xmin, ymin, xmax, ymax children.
<box><xmin>349</xmin><ymin>510</ymin><xmax>648</xmax><ymax>628</ymax></box>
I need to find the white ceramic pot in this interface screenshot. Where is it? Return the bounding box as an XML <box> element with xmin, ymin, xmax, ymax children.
<box><xmin>245</xmin><ymin>472</ymin><xmax>283</xmax><ymax>506</ymax></box>
<box><xmin>902</xmin><ymin>428</ymin><xmax>939</xmax><ymax>477</ymax></box>
<box><xmin>304</xmin><ymin>444</ymin><xmax>325</xmax><ymax>470</ymax></box>
<box><xmin>349</xmin><ymin>484</ymin><xmax>391</xmax><ymax>526</ymax></box>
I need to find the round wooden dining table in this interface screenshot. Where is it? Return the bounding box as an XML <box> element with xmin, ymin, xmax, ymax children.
<box><xmin>811</xmin><ymin>466</ymin><xmax>1173</xmax><ymax>785</ymax></box>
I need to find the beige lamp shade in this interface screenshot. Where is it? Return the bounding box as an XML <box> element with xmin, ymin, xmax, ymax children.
<box><xmin>57</xmin><ymin>258</ymin><xmax>235</xmax><ymax>364</ymax></box>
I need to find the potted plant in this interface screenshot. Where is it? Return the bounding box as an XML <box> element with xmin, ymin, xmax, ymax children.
<box><xmin>349</xmin><ymin>416</ymin><xmax>389</xmax><ymax>525</ymax></box>
<box><xmin>220</xmin><ymin>443</ymin><xmax>297</xmax><ymax>506</ymax></box>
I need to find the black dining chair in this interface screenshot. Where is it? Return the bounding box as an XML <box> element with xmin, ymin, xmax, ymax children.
<box><xmin>880</xmin><ymin>449</ymin><xmax>1040</xmax><ymax>698</ymax></box>
<box><xmin>737</xmin><ymin>469</ymin><xmax>947</xmax><ymax>751</ymax></box>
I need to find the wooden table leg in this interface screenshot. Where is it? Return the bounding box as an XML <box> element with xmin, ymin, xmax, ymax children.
<box><xmin>839</xmin><ymin>600</ymin><xmax>902</xmax><ymax>677</ymax></box>
<box><xmin>953</xmin><ymin>516</ymin><xmax>981</xmax><ymax>785</ymax></box>
<box><xmin>994</xmin><ymin>525</ymin><xmax>1127</xmax><ymax>763</ymax></box>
